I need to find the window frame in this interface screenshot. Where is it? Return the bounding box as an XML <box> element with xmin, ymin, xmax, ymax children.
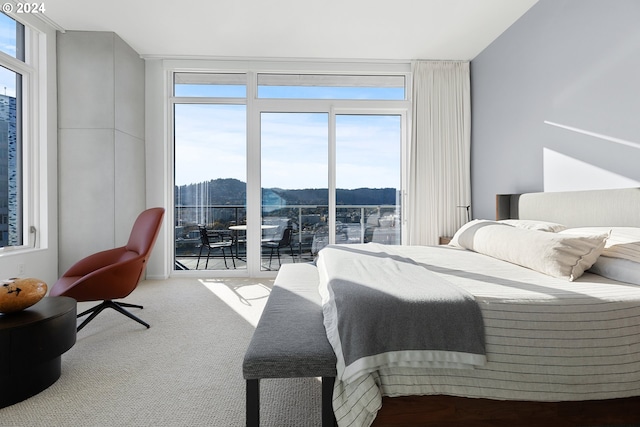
<box><xmin>167</xmin><ymin>62</ymin><xmax>412</xmax><ymax>277</ymax></box>
<box><xmin>0</xmin><ymin>13</ymin><xmax>43</xmax><ymax>253</ymax></box>
<box><xmin>256</xmin><ymin>73</ymin><xmax>406</xmax><ymax>100</ymax></box>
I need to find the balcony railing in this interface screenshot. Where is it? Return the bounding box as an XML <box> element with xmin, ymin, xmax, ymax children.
<box><xmin>175</xmin><ymin>204</ymin><xmax>400</xmax><ymax>268</ymax></box>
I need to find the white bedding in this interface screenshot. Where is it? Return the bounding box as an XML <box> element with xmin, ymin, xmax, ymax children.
<box><xmin>318</xmin><ymin>243</ymin><xmax>640</xmax><ymax>427</ymax></box>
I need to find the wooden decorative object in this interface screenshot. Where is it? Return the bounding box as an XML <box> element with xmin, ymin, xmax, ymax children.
<box><xmin>0</xmin><ymin>278</ymin><xmax>48</xmax><ymax>314</ymax></box>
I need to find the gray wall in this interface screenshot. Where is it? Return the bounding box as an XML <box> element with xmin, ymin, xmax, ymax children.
<box><xmin>58</xmin><ymin>31</ymin><xmax>146</xmax><ymax>273</ymax></box>
<box><xmin>470</xmin><ymin>0</ymin><xmax>640</xmax><ymax>219</ymax></box>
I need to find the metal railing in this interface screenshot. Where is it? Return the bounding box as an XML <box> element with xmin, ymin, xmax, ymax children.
<box><xmin>174</xmin><ymin>204</ymin><xmax>400</xmax><ymax>259</ymax></box>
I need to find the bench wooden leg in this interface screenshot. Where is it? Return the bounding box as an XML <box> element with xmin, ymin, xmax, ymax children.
<box><xmin>246</xmin><ymin>379</ymin><xmax>259</xmax><ymax>427</ymax></box>
<box><xmin>322</xmin><ymin>377</ymin><xmax>337</xmax><ymax>427</ymax></box>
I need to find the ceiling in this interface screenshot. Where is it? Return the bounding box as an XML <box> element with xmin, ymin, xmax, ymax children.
<box><xmin>41</xmin><ymin>0</ymin><xmax>538</xmax><ymax>61</ymax></box>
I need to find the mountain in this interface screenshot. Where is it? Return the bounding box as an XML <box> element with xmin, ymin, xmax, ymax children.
<box><xmin>176</xmin><ymin>178</ymin><xmax>397</xmax><ymax>206</ymax></box>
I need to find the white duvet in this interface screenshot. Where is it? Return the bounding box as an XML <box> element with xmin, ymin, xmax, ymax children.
<box><xmin>317</xmin><ymin>243</ymin><xmax>640</xmax><ymax>427</ymax></box>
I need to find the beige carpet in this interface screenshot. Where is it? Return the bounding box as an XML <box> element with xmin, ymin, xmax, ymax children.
<box><xmin>0</xmin><ymin>277</ymin><xmax>323</xmax><ymax>426</ymax></box>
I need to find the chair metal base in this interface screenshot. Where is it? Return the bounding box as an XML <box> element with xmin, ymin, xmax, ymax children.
<box><xmin>76</xmin><ymin>300</ymin><xmax>149</xmax><ymax>332</ymax></box>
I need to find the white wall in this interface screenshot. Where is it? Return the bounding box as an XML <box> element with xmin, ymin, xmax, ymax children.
<box><xmin>470</xmin><ymin>0</ymin><xmax>640</xmax><ymax>219</ymax></box>
<box><xmin>57</xmin><ymin>31</ymin><xmax>146</xmax><ymax>273</ymax></box>
<box><xmin>144</xmin><ymin>59</ymin><xmax>169</xmax><ymax>279</ymax></box>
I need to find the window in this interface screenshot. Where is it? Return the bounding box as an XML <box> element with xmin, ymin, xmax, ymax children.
<box><xmin>257</xmin><ymin>73</ymin><xmax>405</xmax><ymax>100</ymax></box>
<box><xmin>0</xmin><ymin>13</ymin><xmax>23</xmax><ymax>59</ymax></box>
<box><xmin>174</xmin><ymin>103</ymin><xmax>247</xmax><ymax>270</ymax></box>
<box><xmin>260</xmin><ymin>112</ymin><xmax>328</xmax><ymax>268</ymax></box>
<box><xmin>0</xmin><ymin>13</ymin><xmax>25</xmax><ymax>248</ymax></box>
<box><xmin>174</xmin><ymin>72</ymin><xmax>246</xmax><ymax>98</ymax></box>
<box><xmin>336</xmin><ymin>114</ymin><xmax>402</xmax><ymax>247</ymax></box>
<box><xmin>171</xmin><ymin>68</ymin><xmax>409</xmax><ymax>275</ymax></box>
<box><xmin>173</xmin><ymin>73</ymin><xmax>248</xmax><ymax>271</ymax></box>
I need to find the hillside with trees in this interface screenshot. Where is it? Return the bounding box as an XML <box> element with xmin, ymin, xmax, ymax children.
<box><xmin>175</xmin><ymin>178</ymin><xmax>397</xmax><ymax>206</ymax></box>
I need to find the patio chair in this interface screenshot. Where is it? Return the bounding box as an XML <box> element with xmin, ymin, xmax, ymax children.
<box><xmin>262</xmin><ymin>226</ymin><xmax>296</xmax><ymax>269</ymax></box>
<box><xmin>197</xmin><ymin>225</ymin><xmax>235</xmax><ymax>269</ymax></box>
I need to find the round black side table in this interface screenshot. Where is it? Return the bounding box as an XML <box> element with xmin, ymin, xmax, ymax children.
<box><xmin>0</xmin><ymin>296</ymin><xmax>77</xmax><ymax>408</ymax></box>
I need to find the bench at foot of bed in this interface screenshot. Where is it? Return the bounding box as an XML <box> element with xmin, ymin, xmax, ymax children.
<box><xmin>242</xmin><ymin>263</ymin><xmax>337</xmax><ymax>427</ymax></box>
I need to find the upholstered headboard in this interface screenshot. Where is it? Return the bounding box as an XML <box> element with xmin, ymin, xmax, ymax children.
<box><xmin>501</xmin><ymin>188</ymin><xmax>640</xmax><ymax>228</ymax></box>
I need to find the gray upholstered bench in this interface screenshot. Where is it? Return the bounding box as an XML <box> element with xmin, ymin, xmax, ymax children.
<box><xmin>242</xmin><ymin>263</ymin><xmax>337</xmax><ymax>427</ymax></box>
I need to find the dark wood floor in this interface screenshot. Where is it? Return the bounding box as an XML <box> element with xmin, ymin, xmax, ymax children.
<box><xmin>371</xmin><ymin>395</ymin><xmax>640</xmax><ymax>427</ymax></box>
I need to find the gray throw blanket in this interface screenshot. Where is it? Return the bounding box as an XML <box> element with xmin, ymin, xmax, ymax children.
<box><xmin>318</xmin><ymin>243</ymin><xmax>486</xmax><ymax>383</ymax></box>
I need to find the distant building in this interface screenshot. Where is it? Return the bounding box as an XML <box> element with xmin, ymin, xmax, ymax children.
<box><xmin>0</xmin><ymin>94</ymin><xmax>18</xmax><ymax>247</ymax></box>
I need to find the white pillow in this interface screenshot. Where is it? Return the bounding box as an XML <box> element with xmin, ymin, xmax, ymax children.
<box><xmin>559</xmin><ymin>227</ymin><xmax>640</xmax><ymax>264</ymax></box>
<box><xmin>454</xmin><ymin>222</ymin><xmax>608</xmax><ymax>281</ymax></box>
<box><xmin>449</xmin><ymin>219</ymin><xmax>502</xmax><ymax>247</ymax></box>
<box><xmin>499</xmin><ymin>219</ymin><xmax>567</xmax><ymax>233</ymax></box>
<box><xmin>589</xmin><ymin>257</ymin><xmax>640</xmax><ymax>286</ymax></box>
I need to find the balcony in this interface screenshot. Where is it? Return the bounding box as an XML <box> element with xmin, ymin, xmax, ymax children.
<box><xmin>174</xmin><ymin>204</ymin><xmax>400</xmax><ymax>271</ymax></box>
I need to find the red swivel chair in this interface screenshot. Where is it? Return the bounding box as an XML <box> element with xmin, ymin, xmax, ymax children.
<box><xmin>50</xmin><ymin>208</ymin><xmax>165</xmax><ymax>331</ymax></box>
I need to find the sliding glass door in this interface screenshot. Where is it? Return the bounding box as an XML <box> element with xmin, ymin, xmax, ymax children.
<box><xmin>335</xmin><ymin>114</ymin><xmax>402</xmax><ymax>248</ymax></box>
<box><xmin>260</xmin><ymin>112</ymin><xmax>328</xmax><ymax>270</ymax></box>
<box><xmin>258</xmin><ymin>112</ymin><xmax>402</xmax><ymax>271</ymax></box>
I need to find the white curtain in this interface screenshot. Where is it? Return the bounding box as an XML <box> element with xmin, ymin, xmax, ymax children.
<box><xmin>408</xmin><ymin>61</ymin><xmax>471</xmax><ymax>246</ymax></box>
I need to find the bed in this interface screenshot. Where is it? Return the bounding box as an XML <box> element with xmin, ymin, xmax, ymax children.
<box><xmin>316</xmin><ymin>187</ymin><xmax>640</xmax><ymax>427</ymax></box>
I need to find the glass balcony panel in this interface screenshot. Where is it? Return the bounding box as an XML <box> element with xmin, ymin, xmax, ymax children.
<box><xmin>175</xmin><ymin>205</ymin><xmax>247</xmax><ymax>270</ymax></box>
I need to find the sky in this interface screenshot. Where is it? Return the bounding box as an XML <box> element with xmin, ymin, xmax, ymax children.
<box><xmin>175</xmin><ymin>106</ymin><xmax>401</xmax><ymax>190</ymax></box>
<box><xmin>0</xmin><ymin>13</ymin><xmax>18</xmax><ymax>97</ymax></box>
<box><xmin>174</xmin><ymin>85</ymin><xmax>403</xmax><ymax>190</ymax></box>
